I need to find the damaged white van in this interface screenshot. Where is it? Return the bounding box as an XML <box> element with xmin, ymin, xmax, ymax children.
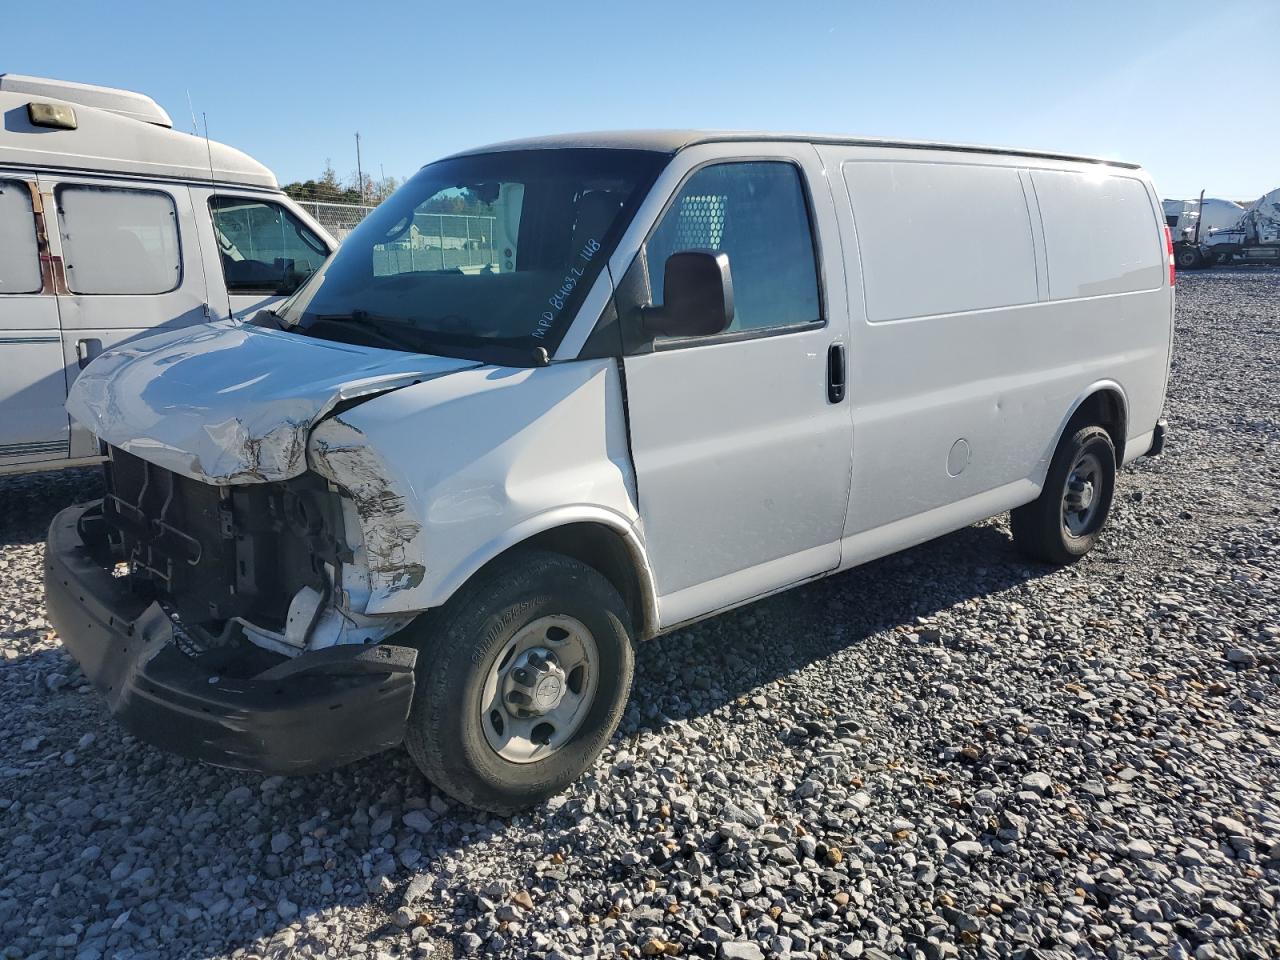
<box><xmin>46</xmin><ymin>132</ymin><xmax>1174</xmax><ymax>812</ymax></box>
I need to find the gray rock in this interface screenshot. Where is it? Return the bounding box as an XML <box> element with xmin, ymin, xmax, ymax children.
<box><xmin>1211</xmin><ymin>815</ymin><xmax>1248</xmax><ymax>837</ymax></box>
<box><xmin>1133</xmin><ymin>898</ymin><xmax>1162</xmax><ymax>923</ymax></box>
<box><xmin>1126</xmin><ymin>838</ymin><xmax>1157</xmax><ymax>860</ymax></box>
<box><xmin>403</xmin><ymin>809</ymin><xmax>435</xmax><ymax>833</ymax></box>
<box><xmin>1226</xmin><ymin>648</ymin><xmax>1258</xmax><ymax>667</ymax></box>
<box><xmin>722</xmin><ymin>801</ymin><xmax>765</xmax><ymax>829</ymax></box>
<box><xmin>1021</xmin><ymin>772</ymin><xmax>1053</xmax><ymax>794</ymax></box>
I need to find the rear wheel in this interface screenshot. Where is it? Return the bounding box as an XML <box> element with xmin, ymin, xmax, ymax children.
<box><xmin>404</xmin><ymin>549</ymin><xmax>634</xmax><ymax>814</ymax></box>
<box><xmin>1011</xmin><ymin>424</ymin><xmax>1116</xmax><ymax>564</ymax></box>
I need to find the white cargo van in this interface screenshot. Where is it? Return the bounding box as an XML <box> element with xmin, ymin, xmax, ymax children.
<box><xmin>0</xmin><ymin>75</ymin><xmax>335</xmax><ymax>474</ymax></box>
<box><xmin>46</xmin><ymin>132</ymin><xmax>1174</xmax><ymax>812</ymax></box>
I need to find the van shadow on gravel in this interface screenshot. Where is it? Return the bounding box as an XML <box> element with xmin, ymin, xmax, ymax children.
<box><xmin>633</xmin><ymin>521</ymin><xmax>1046</xmax><ymax>732</ymax></box>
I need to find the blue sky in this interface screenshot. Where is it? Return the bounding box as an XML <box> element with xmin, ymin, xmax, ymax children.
<box><xmin>5</xmin><ymin>0</ymin><xmax>1277</xmax><ymax>200</ymax></box>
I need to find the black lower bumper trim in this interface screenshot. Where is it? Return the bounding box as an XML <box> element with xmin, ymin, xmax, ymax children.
<box><xmin>45</xmin><ymin>501</ymin><xmax>417</xmax><ymax>775</ymax></box>
<box><xmin>1147</xmin><ymin>418</ymin><xmax>1168</xmax><ymax>457</ymax></box>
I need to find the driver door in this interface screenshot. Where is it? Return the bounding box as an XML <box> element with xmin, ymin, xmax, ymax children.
<box><xmin>195</xmin><ymin>191</ymin><xmax>332</xmax><ymax>320</ymax></box>
<box><xmin>618</xmin><ymin>145</ymin><xmax>854</xmax><ymax>627</ymax></box>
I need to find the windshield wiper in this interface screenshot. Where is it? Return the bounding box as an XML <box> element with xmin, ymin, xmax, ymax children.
<box><xmin>246</xmin><ymin>308</ymin><xmax>285</xmax><ymax>329</ymax></box>
<box><xmin>300</xmin><ymin>311</ymin><xmax>427</xmax><ymax>352</ymax></box>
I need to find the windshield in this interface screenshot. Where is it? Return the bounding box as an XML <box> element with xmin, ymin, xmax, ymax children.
<box><xmin>277</xmin><ymin>148</ymin><xmax>665</xmax><ymax>363</ymax></box>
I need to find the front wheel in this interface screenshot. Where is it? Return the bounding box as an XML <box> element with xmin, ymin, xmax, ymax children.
<box><xmin>404</xmin><ymin>549</ymin><xmax>634</xmax><ymax>814</ymax></box>
<box><xmin>1011</xmin><ymin>424</ymin><xmax>1116</xmax><ymax>564</ymax></box>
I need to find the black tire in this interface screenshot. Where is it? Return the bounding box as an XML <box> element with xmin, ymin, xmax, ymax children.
<box><xmin>403</xmin><ymin>548</ymin><xmax>634</xmax><ymax>814</ymax></box>
<box><xmin>1011</xmin><ymin>424</ymin><xmax>1116</xmax><ymax>565</ymax></box>
<box><xmin>1175</xmin><ymin>245</ymin><xmax>1203</xmax><ymax>269</ymax></box>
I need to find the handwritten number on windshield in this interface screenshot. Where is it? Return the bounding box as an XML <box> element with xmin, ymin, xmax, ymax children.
<box><xmin>534</xmin><ymin>238</ymin><xmax>602</xmax><ymax>340</ymax></box>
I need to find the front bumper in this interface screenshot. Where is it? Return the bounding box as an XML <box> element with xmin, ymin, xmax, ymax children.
<box><xmin>44</xmin><ymin>502</ymin><xmax>418</xmax><ymax>775</ymax></box>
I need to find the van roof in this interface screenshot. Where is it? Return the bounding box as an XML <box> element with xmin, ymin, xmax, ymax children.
<box><xmin>448</xmin><ymin>130</ymin><xmax>1142</xmax><ymax>170</ymax></box>
<box><xmin>0</xmin><ymin>74</ymin><xmax>174</xmax><ymax>127</ymax></box>
<box><xmin>0</xmin><ymin>78</ymin><xmax>278</xmax><ymax>190</ymax></box>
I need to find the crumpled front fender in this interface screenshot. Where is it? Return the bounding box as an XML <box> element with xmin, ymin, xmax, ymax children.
<box><xmin>309</xmin><ymin>416</ymin><xmax>430</xmax><ymax>608</ymax></box>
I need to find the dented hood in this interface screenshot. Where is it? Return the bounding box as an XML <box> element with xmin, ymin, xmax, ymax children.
<box><xmin>67</xmin><ymin>322</ymin><xmax>480</xmax><ymax>484</ymax></box>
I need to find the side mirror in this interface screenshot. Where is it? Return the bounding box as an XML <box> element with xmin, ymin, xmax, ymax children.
<box><xmin>642</xmin><ymin>250</ymin><xmax>734</xmax><ymax>338</ymax></box>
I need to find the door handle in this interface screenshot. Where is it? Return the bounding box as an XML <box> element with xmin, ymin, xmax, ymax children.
<box><xmin>76</xmin><ymin>338</ymin><xmax>102</xmax><ymax>370</ymax></box>
<box><xmin>827</xmin><ymin>343</ymin><xmax>846</xmax><ymax>404</ymax></box>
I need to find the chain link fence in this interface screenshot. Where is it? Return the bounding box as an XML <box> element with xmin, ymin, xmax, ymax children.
<box><xmin>293</xmin><ymin>200</ymin><xmax>378</xmax><ymax>240</ymax></box>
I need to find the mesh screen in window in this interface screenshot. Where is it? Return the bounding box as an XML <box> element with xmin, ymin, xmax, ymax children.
<box><xmin>57</xmin><ymin>186</ymin><xmax>180</xmax><ymax>295</ymax></box>
<box><xmin>647</xmin><ymin>162</ymin><xmax>820</xmax><ymax>333</ymax></box>
<box><xmin>0</xmin><ymin>181</ymin><xmax>41</xmax><ymax>294</ymax></box>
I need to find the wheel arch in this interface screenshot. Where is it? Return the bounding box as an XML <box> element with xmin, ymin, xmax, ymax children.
<box><xmin>1042</xmin><ymin>381</ymin><xmax>1129</xmax><ymax>483</ymax></box>
<box><xmin>427</xmin><ymin>508</ymin><xmax>660</xmax><ymax>641</ymax></box>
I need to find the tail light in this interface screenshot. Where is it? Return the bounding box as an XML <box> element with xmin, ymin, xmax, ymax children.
<box><xmin>1165</xmin><ymin>223</ymin><xmax>1176</xmax><ymax>286</ymax></box>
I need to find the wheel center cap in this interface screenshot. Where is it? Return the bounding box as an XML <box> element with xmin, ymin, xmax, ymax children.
<box><xmin>503</xmin><ymin>646</ymin><xmax>568</xmax><ymax>717</ymax></box>
<box><xmin>534</xmin><ymin>675</ymin><xmax>563</xmax><ymax>709</ymax></box>
<box><xmin>1076</xmin><ymin>481</ymin><xmax>1094</xmax><ymax>510</ymax></box>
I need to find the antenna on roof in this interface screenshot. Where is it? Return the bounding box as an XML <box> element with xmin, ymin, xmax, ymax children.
<box><xmin>202</xmin><ymin>111</ymin><xmax>216</xmax><ymax>184</ymax></box>
<box><xmin>186</xmin><ymin>89</ymin><xmax>198</xmax><ymax>136</ymax></box>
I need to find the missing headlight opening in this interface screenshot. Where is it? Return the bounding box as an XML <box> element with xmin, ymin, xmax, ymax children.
<box><xmin>89</xmin><ymin>446</ymin><xmax>397</xmax><ymax>666</ymax></box>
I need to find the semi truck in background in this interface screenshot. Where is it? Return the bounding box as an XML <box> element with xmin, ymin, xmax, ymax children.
<box><xmin>1165</xmin><ymin>189</ymin><xmax>1280</xmax><ymax>268</ymax></box>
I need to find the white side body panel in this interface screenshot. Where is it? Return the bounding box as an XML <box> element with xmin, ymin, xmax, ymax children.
<box><xmin>816</xmin><ymin>145</ymin><xmax>1172</xmax><ymax>571</ymax></box>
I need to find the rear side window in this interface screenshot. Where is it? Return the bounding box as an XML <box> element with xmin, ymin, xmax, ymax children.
<box><xmin>0</xmin><ymin>180</ymin><xmax>42</xmax><ymax>294</ymax></box>
<box><xmin>57</xmin><ymin>186</ymin><xmax>180</xmax><ymax>295</ymax></box>
<box><xmin>843</xmin><ymin>161</ymin><xmax>1038</xmax><ymax>323</ymax></box>
<box><xmin>1031</xmin><ymin>171</ymin><xmax>1164</xmax><ymax>299</ymax></box>
<box><xmin>210</xmin><ymin>197</ymin><xmax>329</xmax><ymax>294</ymax></box>
<box><xmin>646</xmin><ymin>161</ymin><xmax>820</xmax><ymax>333</ymax></box>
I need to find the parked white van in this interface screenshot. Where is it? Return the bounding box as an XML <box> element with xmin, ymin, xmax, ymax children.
<box><xmin>46</xmin><ymin>132</ymin><xmax>1174</xmax><ymax>811</ymax></box>
<box><xmin>0</xmin><ymin>75</ymin><xmax>335</xmax><ymax>474</ymax></box>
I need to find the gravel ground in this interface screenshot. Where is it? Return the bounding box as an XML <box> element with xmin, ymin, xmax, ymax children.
<box><xmin>1</xmin><ymin>266</ymin><xmax>1278</xmax><ymax>960</ymax></box>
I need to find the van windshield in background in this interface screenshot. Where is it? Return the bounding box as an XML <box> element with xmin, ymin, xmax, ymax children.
<box><xmin>278</xmin><ymin>148</ymin><xmax>666</xmax><ymax>363</ymax></box>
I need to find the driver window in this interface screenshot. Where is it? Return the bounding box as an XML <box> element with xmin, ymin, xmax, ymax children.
<box><xmin>209</xmin><ymin>197</ymin><xmax>329</xmax><ymax>294</ymax></box>
<box><xmin>646</xmin><ymin>161</ymin><xmax>820</xmax><ymax>333</ymax></box>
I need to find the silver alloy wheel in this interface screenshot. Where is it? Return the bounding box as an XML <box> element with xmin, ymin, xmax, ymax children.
<box><xmin>1061</xmin><ymin>450</ymin><xmax>1103</xmax><ymax>538</ymax></box>
<box><xmin>480</xmin><ymin>614</ymin><xmax>599</xmax><ymax>764</ymax></box>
